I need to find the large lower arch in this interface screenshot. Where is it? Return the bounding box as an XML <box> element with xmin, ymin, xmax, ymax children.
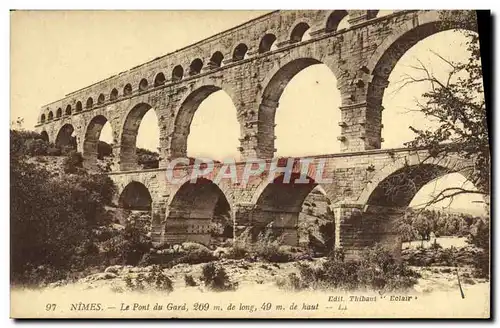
<box><xmin>83</xmin><ymin>115</ymin><xmax>112</xmax><ymax>169</ymax></box>
<box><xmin>170</xmin><ymin>85</ymin><xmax>237</xmax><ymax>159</ymax></box>
<box><xmin>165</xmin><ymin>178</ymin><xmax>232</xmax><ymax>245</ymax></box>
<box><xmin>365</xmin><ymin>11</ymin><xmax>477</xmax><ymax>148</ymax></box>
<box><xmin>251</xmin><ymin>173</ymin><xmax>332</xmax><ymax>246</ymax></box>
<box><xmin>119</xmin><ymin>181</ymin><xmax>153</xmax><ymax>210</ymax></box>
<box><xmin>354</xmin><ymin>157</ymin><xmax>479</xmax><ymax>259</ymax></box>
<box><xmin>119</xmin><ymin>102</ymin><xmax>160</xmax><ymax>171</ymax></box>
<box><xmin>55</xmin><ymin>124</ymin><xmax>77</xmax><ymax>152</ymax></box>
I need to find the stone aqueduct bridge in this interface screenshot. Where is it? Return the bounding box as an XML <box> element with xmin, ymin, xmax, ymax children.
<box><xmin>35</xmin><ymin>9</ymin><xmax>473</xmax><ymax>257</ymax></box>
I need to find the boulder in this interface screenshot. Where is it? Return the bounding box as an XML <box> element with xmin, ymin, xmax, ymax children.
<box><xmin>104</xmin><ymin>265</ymin><xmax>123</xmax><ymax>274</ymax></box>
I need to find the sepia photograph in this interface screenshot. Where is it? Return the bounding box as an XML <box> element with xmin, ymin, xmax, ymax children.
<box><xmin>10</xmin><ymin>8</ymin><xmax>491</xmax><ymax>319</ymax></box>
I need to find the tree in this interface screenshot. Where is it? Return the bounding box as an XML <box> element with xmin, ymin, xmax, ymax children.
<box><xmin>395</xmin><ymin>212</ymin><xmax>417</xmax><ymax>245</ymax></box>
<box><xmin>396</xmin><ymin>11</ymin><xmax>490</xmax><ymax>277</ymax></box>
<box><xmin>399</xmin><ymin>11</ymin><xmax>489</xmax><ymax>206</ymax></box>
<box><xmin>10</xmin><ymin>152</ymin><xmax>116</xmax><ymax>284</ymax></box>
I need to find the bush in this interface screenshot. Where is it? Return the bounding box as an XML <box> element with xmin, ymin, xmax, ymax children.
<box><xmin>47</xmin><ymin>146</ymin><xmax>62</xmax><ymax>156</ymax></box>
<box><xmin>278</xmin><ymin>247</ymin><xmax>420</xmax><ymax>292</ymax></box>
<box><xmin>11</xmin><ymin>156</ymin><xmax>117</xmax><ymax>285</ymax></box>
<box><xmin>24</xmin><ymin>138</ymin><xmax>49</xmax><ymax>156</ymax></box>
<box><xmin>124</xmin><ymin>266</ymin><xmax>173</xmax><ymax>292</ymax></box>
<box><xmin>137</xmin><ymin>147</ymin><xmax>159</xmax><ymax>169</ymax></box>
<box><xmin>201</xmin><ymin>263</ymin><xmax>236</xmax><ymax>291</ymax></box>
<box><xmin>254</xmin><ymin>243</ymin><xmax>293</xmax><ymax>263</ymax></box>
<box><xmin>98</xmin><ymin>141</ymin><xmax>113</xmax><ymax>159</ymax></box>
<box><xmin>468</xmin><ymin>218</ymin><xmax>489</xmax><ymax>278</ymax></box>
<box><xmin>226</xmin><ymin>246</ymin><xmax>248</xmax><ymax>260</ymax></box>
<box><xmin>121</xmin><ymin>220</ymin><xmax>152</xmax><ymax>266</ymax></box>
<box><xmin>276</xmin><ymin>272</ymin><xmax>303</xmax><ymax>291</ymax></box>
<box><xmin>63</xmin><ymin>151</ymin><xmax>84</xmax><ymax>174</ymax></box>
<box><xmin>175</xmin><ymin>248</ymin><xmax>217</xmax><ymax>265</ymax></box>
<box><xmin>11</xmin><ymin>129</ymin><xmax>48</xmax><ymax>157</ymax></box>
<box><xmin>184</xmin><ymin>274</ymin><xmax>198</xmax><ymax>287</ymax></box>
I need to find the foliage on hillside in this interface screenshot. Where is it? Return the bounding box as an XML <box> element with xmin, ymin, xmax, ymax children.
<box><xmin>10</xmin><ymin>129</ymin><xmax>117</xmax><ymax>285</ymax></box>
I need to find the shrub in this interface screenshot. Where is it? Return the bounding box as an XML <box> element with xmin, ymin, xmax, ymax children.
<box><xmin>97</xmin><ymin>141</ymin><xmax>113</xmax><ymax>159</ymax></box>
<box><xmin>137</xmin><ymin>147</ymin><xmax>159</xmax><ymax>169</ymax></box>
<box><xmin>254</xmin><ymin>243</ymin><xmax>293</xmax><ymax>263</ymax></box>
<box><xmin>468</xmin><ymin>218</ymin><xmax>489</xmax><ymax>278</ymax></box>
<box><xmin>201</xmin><ymin>263</ymin><xmax>236</xmax><ymax>291</ymax></box>
<box><xmin>11</xmin><ymin>129</ymin><xmax>49</xmax><ymax>157</ymax></box>
<box><xmin>175</xmin><ymin>248</ymin><xmax>217</xmax><ymax>265</ymax></box>
<box><xmin>47</xmin><ymin>146</ymin><xmax>62</xmax><ymax>156</ymax></box>
<box><xmin>63</xmin><ymin>151</ymin><xmax>84</xmax><ymax>174</ymax></box>
<box><xmin>138</xmin><ymin>253</ymin><xmax>153</xmax><ymax>267</ymax></box>
<box><xmin>24</xmin><ymin>138</ymin><xmax>49</xmax><ymax>156</ymax></box>
<box><xmin>121</xmin><ymin>221</ymin><xmax>152</xmax><ymax>266</ymax></box>
<box><xmin>275</xmin><ymin>272</ymin><xmax>303</xmax><ymax>291</ymax></box>
<box><xmin>124</xmin><ymin>266</ymin><xmax>173</xmax><ymax>292</ymax></box>
<box><xmin>11</xmin><ymin>156</ymin><xmax>116</xmax><ymax>285</ymax></box>
<box><xmin>184</xmin><ymin>274</ymin><xmax>198</xmax><ymax>287</ymax></box>
<box><xmin>278</xmin><ymin>247</ymin><xmax>419</xmax><ymax>292</ymax></box>
<box><xmin>226</xmin><ymin>246</ymin><xmax>248</xmax><ymax>260</ymax></box>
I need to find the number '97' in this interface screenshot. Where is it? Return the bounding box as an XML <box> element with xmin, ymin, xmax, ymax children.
<box><xmin>45</xmin><ymin>303</ymin><xmax>57</xmax><ymax>311</ymax></box>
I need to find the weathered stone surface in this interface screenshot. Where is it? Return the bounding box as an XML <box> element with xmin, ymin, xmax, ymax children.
<box><xmin>35</xmin><ymin>10</ymin><xmax>476</xmax><ymax>259</ymax></box>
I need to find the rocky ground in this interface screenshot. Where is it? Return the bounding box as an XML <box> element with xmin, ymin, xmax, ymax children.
<box><xmin>41</xmin><ymin>255</ymin><xmax>487</xmax><ymax>296</ymax></box>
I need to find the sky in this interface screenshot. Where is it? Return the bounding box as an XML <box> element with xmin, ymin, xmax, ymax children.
<box><xmin>10</xmin><ymin>10</ymin><xmax>488</xmax><ymax>215</ymax></box>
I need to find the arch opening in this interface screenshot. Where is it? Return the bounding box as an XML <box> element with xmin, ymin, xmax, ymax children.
<box><xmin>119</xmin><ymin>103</ymin><xmax>160</xmax><ymax>171</ymax></box>
<box><xmin>83</xmin><ymin>115</ymin><xmax>113</xmax><ymax>169</ymax></box>
<box><xmin>154</xmin><ymin>72</ymin><xmax>166</xmax><ymax>87</ymax></box>
<box><xmin>86</xmin><ymin>97</ymin><xmax>94</xmax><ymax>109</ymax></box>
<box><xmin>119</xmin><ymin>181</ymin><xmax>152</xmax><ymax>211</ymax></box>
<box><xmin>290</xmin><ymin>22</ymin><xmax>311</xmax><ymax>43</ymax></box>
<box><xmin>368</xmin><ymin>23</ymin><xmax>478</xmax><ymax>149</ymax></box>
<box><xmin>65</xmin><ymin>105</ymin><xmax>72</xmax><ymax>116</ymax></box>
<box><xmin>259</xmin><ymin>58</ymin><xmax>342</xmax><ymax>158</ymax></box>
<box><xmin>258</xmin><ymin>33</ymin><xmax>277</xmax><ymax>53</ymax></box>
<box><xmin>97</xmin><ymin>94</ymin><xmax>105</xmax><ymax>105</ymax></box>
<box><xmin>325</xmin><ymin>10</ymin><xmax>349</xmax><ymax>32</ymax></box>
<box><xmin>48</xmin><ymin>111</ymin><xmax>54</xmax><ymax>120</ymax></box>
<box><xmin>172</xmin><ymin>65</ymin><xmax>184</xmax><ymax>81</ymax></box>
<box><xmin>209</xmin><ymin>51</ymin><xmax>224</xmax><ymax>68</ymax></box>
<box><xmin>110</xmin><ymin>88</ymin><xmax>119</xmax><ymax>101</ymax></box>
<box><xmin>40</xmin><ymin>114</ymin><xmax>46</xmax><ymax>123</ymax></box>
<box><xmin>172</xmin><ymin>86</ymin><xmax>239</xmax><ymax>161</ymax></box>
<box><xmin>76</xmin><ymin>101</ymin><xmax>82</xmax><ymax>112</ymax></box>
<box><xmin>56</xmin><ymin>108</ymin><xmax>62</xmax><ymax>118</ymax></box>
<box><xmin>123</xmin><ymin>83</ymin><xmax>133</xmax><ymax>96</ymax></box>
<box><xmin>55</xmin><ymin>123</ymin><xmax>77</xmax><ymax>154</ymax></box>
<box><xmin>139</xmin><ymin>78</ymin><xmax>148</xmax><ymax>91</ymax></box>
<box><xmin>232</xmin><ymin>43</ymin><xmax>248</xmax><ymax>61</ymax></box>
<box><xmin>254</xmin><ymin>173</ymin><xmax>334</xmax><ymax>248</ymax></box>
<box><xmin>167</xmin><ymin>178</ymin><xmax>231</xmax><ymax>245</ymax></box>
<box><xmin>40</xmin><ymin>131</ymin><xmax>49</xmax><ymax>142</ymax></box>
<box><xmin>363</xmin><ymin>163</ymin><xmax>487</xmax><ymax>253</ymax></box>
<box><xmin>189</xmin><ymin>58</ymin><xmax>203</xmax><ymax>76</ymax></box>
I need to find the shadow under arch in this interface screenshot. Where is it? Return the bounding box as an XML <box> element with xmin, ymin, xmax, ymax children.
<box><xmin>170</xmin><ymin>85</ymin><xmax>238</xmax><ymax>159</ymax></box>
<box><xmin>165</xmin><ymin>177</ymin><xmax>233</xmax><ymax>245</ymax></box>
<box><xmin>55</xmin><ymin>123</ymin><xmax>77</xmax><ymax>152</ymax></box>
<box><xmin>119</xmin><ymin>102</ymin><xmax>160</xmax><ymax>171</ymax></box>
<box><xmin>251</xmin><ymin>172</ymin><xmax>334</xmax><ymax>246</ymax></box>
<box><xmin>119</xmin><ymin>181</ymin><xmax>153</xmax><ymax>211</ymax></box>
<box><xmin>83</xmin><ymin>115</ymin><xmax>112</xmax><ymax>169</ymax></box>
<box><xmin>352</xmin><ymin>159</ymin><xmax>482</xmax><ymax>259</ymax></box>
